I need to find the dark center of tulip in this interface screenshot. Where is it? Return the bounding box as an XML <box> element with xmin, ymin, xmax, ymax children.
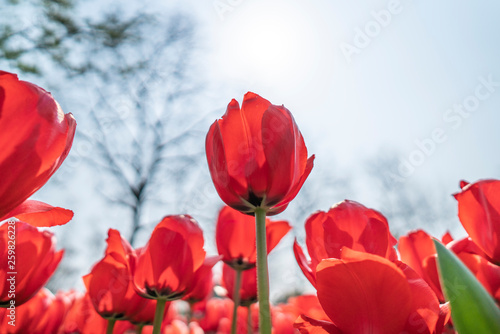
<box><xmin>230</xmin><ymin>257</ymin><xmax>255</xmax><ymax>271</ymax></box>
<box><xmin>103</xmin><ymin>312</ymin><xmax>126</xmax><ymax>320</ymax></box>
<box><xmin>145</xmin><ymin>284</ymin><xmax>186</xmax><ymax>301</ymax></box>
<box><xmin>247</xmin><ymin>191</ymin><xmax>264</xmax><ymax>207</ymax></box>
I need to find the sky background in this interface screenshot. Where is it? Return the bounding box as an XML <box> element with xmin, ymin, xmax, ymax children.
<box><xmin>16</xmin><ymin>0</ymin><xmax>500</xmax><ymax>298</ymax></box>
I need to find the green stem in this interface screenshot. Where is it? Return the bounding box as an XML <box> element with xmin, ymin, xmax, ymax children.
<box><xmin>255</xmin><ymin>207</ymin><xmax>271</xmax><ymax>334</ymax></box>
<box><xmin>247</xmin><ymin>305</ymin><xmax>253</xmax><ymax>334</ymax></box>
<box><xmin>231</xmin><ymin>268</ymin><xmax>243</xmax><ymax>334</ymax></box>
<box><xmin>136</xmin><ymin>324</ymin><xmax>144</xmax><ymax>334</ymax></box>
<box><xmin>106</xmin><ymin>318</ymin><xmax>116</xmax><ymax>334</ymax></box>
<box><xmin>152</xmin><ymin>298</ymin><xmax>167</xmax><ymax>334</ymax></box>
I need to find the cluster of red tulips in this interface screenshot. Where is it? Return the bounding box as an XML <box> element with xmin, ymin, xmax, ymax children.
<box><xmin>1</xmin><ymin>70</ymin><xmax>500</xmax><ymax>333</ymax></box>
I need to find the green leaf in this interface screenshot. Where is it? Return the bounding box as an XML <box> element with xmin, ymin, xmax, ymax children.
<box><xmin>434</xmin><ymin>240</ymin><xmax>500</xmax><ymax>334</ymax></box>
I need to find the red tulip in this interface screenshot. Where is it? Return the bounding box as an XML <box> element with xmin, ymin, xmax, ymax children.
<box><xmin>36</xmin><ymin>289</ymin><xmax>70</xmax><ymax>334</ymax></box>
<box><xmin>183</xmin><ymin>256</ymin><xmax>221</xmax><ymax>304</ymax></box>
<box><xmin>216</xmin><ymin>206</ymin><xmax>291</xmax><ymax>270</ymax></box>
<box><xmin>127</xmin><ymin>298</ymin><xmax>162</xmax><ymax>326</ymax></box>
<box><xmin>163</xmin><ymin>319</ymin><xmax>204</xmax><ymax>334</ymax></box>
<box><xmin>454</xmin><ymin>179</ymin><xmax>500</xmax><ymax>262</ymax></box>
<box><xmin>458</xmin><ymin>252</ymin><xmax>500</xmax><ymax>301</ymax></box>
<box><xmin>0</xmin><ymin>71</ymin><xmax>76</xmax><ymax>221</ymax></box>
<box><xmin>133</xmin><ymin>215</ymin><xmax>206</xmax><ymax>300</ymax></box>
<box><xmin>271</xmin><ymin>306</ymin><xmax>297</xmax><ymax>334</ymax></box>
<box><xmin>294</xmin><ymin>200</ymin><xmax>397</xmax><ymax>286</ymax></box>
<box><xmin>194</xmin><ymin>297</ymin><xmax>233</xmax><ymax>332</ymax></box>
<box><xmin>0</xmin><ymin>288</ymin><xmax>66</xmax><ymax>334</ymax></box>
<box><xmin>57</xmin><ymin>292</ymin><xmax>107</xmax><ymax>334</ymax></box>
<box><xmin>445</xmin><ymin>236</ymin><xmax>500</xmax><ymax>303</ymax></box>
<box><xmin>222</xmin><ymin>265</ymin><xmax>257</xmax><ymax>306</ymax></box>
<box><xmin>400</xmin><ymin>230</ymin><xmax>500</xmax><ymax>305</ymax></box>
<box><xmin>399</xmin><ymin>230</ymin><xmax>445</xmax><ymax>301</ymax></box>
<box><xmin>83</xmin><ymin>229</ymin><xmax>148</xmax><ymax>320</ymax></box>
<box><xmin>0</xmin><ymin>221</ymin><xmax>63</xmax><ymax>307</ymax></box>
<box><xmin>302</xmin><ymin>248</ymin><xmax>440</xmax><ymax>334</ymax></box>
<box><xmin>206</xmin><ymin>92</ymin><xmax>314</xmax><ymax>215</ymax></box>
<box><xmin>396</xmin><ymin>261</ymin><xmax>440</xmax><ymax>334</ymax></box>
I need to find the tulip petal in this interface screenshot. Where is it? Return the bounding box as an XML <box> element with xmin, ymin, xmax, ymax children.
<box><xmin>106</xmin><ymin>228</ymin><xmax>134</xmax><ymax>258</ymax></box>
<box><xmin>184</xmin><ymin>255</ymin><xmax>220</xmax><ymax>303</ymax></box>
<box><xmin>458</xmin><ymin>252</ymin><xmax>500</xmax><ymax>301</ymax></box>
<box><xmin>398</xmin><ymin>230</ymin><xmax>436</xmax><ymax>280</ymax></box>
<box><xmin>261</xmin><ymin>105</ymin><xmax>298</xmax><ymax>206</ymax></box>
<box><xmin>217</xmin><ymin>98</ymin><xmax>253</xmax><ymax>194</ymax></box>
<box><xmin>294</xmin><ymin>314</ymin><xmax>342</xmax><ymax>334</ymax></box>
<box><xmin>454</xmin><ymin>179</ymin><xmax>500</xmax><ymax>262</ymax></box>
<box><xmin>316</xmin><ymin>250</ymin><xmax>412</xmax><ymax>333</ymax></box>
<box><xmin>441</xmin><ymin>231</ymin><xmax>454</xmax><ymax>244</ymax></box>
<box><xmin>206</xmin><ymin>120</ymin><xmax>247</xmax><ymax>210</ymax></box>
<box><xmin>293</xmin><ymin>240</ymin><xmax>316</xmax><ymax>287</ymax></box>
<box><xmin>272</xmin><ymin>155</ymin><xmax>314</xmax><ymax>215</ymax></box>
<box><xmin>239</xmin><ymin>92</ymin><xmax>273</xmax><ymax>197</ymax></box>
<box><xmin>396</xmin><ymin>261</ymin><xmax>440</xmax><ymax>334</ymax></box>
<box><xmin>304</xmin><ymin>211</ymin><xmax>330</xmax><ymax>272</ymax></box>
<box><xmin>156</xmin><ymin>215</ymin><xmax>206</xmax><ymax>271</ymax></box>
<box><xmin>1</xmin><ymin>200</ymin><xmax>73</xmax><ymax>227</ymax></box>
<box><xmin>323</xmin><ymin>200</ymin><xmax>396</xmax><ymax>260</ymax></box>
<box><xmin>266</xmin><ymin>219</ymin><xmax>291</xmax><ymax>254</ymax></box>
<box><xmin>421</xmin><ymin>255</ymin><xmax>445</xmax><ymax>302</ymax></box>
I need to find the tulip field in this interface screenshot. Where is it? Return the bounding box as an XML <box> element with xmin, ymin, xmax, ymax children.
<box><xmin>2</xmin><ymin>71</ymin><xmax>500</xmax><ymax>334</ymax></box>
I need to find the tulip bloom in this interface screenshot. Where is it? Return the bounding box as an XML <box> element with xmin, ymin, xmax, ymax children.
<box><xmin>216</xmin><ymin>206</ymin><xmax>291</xmax><ymax>270</ymax></box>
<box><xmin>0</xmin><ymin>221</ymin><xmax>63</xmax><ymax>307</ymax></box>
<box><xmin>183</xmin><ymin>256</ymin><xmax>221</xmax><ymax>304</ymax></box>
<box><xmin>400</xmin><ymin>229</ymin><xmax>500</xmax><ymax>305</ymax></box>
<box><xmin>0</xmin><ymin>71</ymin><xmax>76</xmax><ymax>221</ymax></box>
<box><xmin>399</xmin><ymin>230</ymin><xmax>445</xmax><ymax>302</ymax></box>
<box><xmin>83</xmin><ymin>229</ymin><xmax>148</xmax><ymax>323</ymax></box>
<box><xmin>206</xmin><ymin>92</ymin><xmax>314</xmax><ymax>215</ymax></box>
<box><xmin>222</xmin><ymin>265</ymin><xmax>257</xmax><ymax>306</ymax></box>
<box><xmin>195</xmin><ymin>297</ymin><xmax>233</xmax><ymax>332</ymax></box>
<box><xmin>454</xmin><ymin>179</ymin><xmax>500</xmax><ymax>262</ymax></box>
<box><xmin>207</xmin><ymin>92</ymin><xmax>312</xmax><ymax>333</ymax></box>
<box><xmin>0</xmin><ymin>288</ymin><xmax>71</xmax><ymax>334</ymax></box>
<box><xmin>58</xmin><ymin>293</ymin><xmax>107</xmax><ymax>334</ymax></box>
<box><xmin>134</xmin><ymin>215</ymin><xmax>206</xmax><ymax>334</ymax></box>
<box><xmin>446</xmin><ymin>237</ymin><xmax>500</xmax><ymax>303</ymax></box>
<box><xmin>133</xmin><ymin>215</ymin><xmax>206</xmax><ymax>300</ymax></box>
<box><xmin>294</xmin><ymin>200</ymin><xmax>397</xmax><ymax>286</ymax></box>
<box><xmin>295</xmin><ymin>249</ymin><xmax>440</xmax><ymax>334</ymax></box>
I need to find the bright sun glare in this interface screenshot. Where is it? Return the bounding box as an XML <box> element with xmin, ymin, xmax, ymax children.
<box><xmin>216</xmin><ymin>4</ymin><xmax>324</xmax><ymax>90</ymax></box>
